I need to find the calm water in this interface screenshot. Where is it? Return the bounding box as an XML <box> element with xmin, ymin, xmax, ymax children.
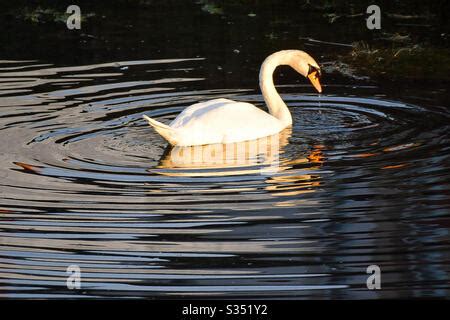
<box><xmin>1</xmin><ymin>2</ymin><xmax>450</xmax><ymax>299</ymax></box>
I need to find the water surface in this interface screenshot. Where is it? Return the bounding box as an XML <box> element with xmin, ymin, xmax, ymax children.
<box><xmin>0</xmin><ymin>56</ymin><xmax>449</xmax><ymax>299</ymax></box>
<box><xmin>1</xmin><ymin>2</ymin><xmax>450</xmax><ymax>299</ymax></box>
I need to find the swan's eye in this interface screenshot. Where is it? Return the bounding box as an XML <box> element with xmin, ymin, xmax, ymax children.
<box><xmin>308</xmin><ymin>65</ymin><xmax>321</xmax><ymax>78</ymax></box>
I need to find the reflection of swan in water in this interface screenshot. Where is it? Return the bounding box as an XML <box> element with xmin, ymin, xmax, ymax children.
<box><xmin>150</xmin><ymin>128</ymin><xmax>292</xmax><ymax>177</ymax></box>
<box><xmin>149</xmin><ymin>128</ymin><xmax>326</xmax><ymax>178</ymax></box>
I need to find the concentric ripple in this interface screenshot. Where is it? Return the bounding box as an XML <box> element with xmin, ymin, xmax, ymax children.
<box><xmin>0</xmin><ymin>59</ymin><xmax>449</xmax><ymax>299</ymax></box>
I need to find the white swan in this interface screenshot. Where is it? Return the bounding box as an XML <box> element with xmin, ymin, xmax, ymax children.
<box><xmin>143</xmin><ymin>50</ymin><xmax>322</xmax><ymax>146</ymax></box>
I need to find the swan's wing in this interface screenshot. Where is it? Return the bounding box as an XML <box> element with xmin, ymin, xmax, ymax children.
<box><xmin>170</xmin><ymin>98</ymin><xmax>235</xmax><ymax>128</ymax></box>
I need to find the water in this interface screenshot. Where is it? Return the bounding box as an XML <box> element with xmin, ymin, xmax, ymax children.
<box><xmin>0</xmin><ymin>56</ymin><xmax>449</xmax><ymax>299</ymax></box>
<box><xmin>1</xmin><ymin>2</ymin><xmax>450</xmax><ymax>299</ymax></box>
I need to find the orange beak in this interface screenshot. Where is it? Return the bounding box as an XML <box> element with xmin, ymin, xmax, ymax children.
<box><xmin>307</xmin><ymin>70</ymin><xmax>322</xmax><ymax>93</ymax></box>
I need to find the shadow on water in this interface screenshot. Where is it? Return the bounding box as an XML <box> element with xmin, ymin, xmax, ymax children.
<box><xmin>0</xmin><ymin>1</ymin><xmax>449</xmax><ymax>299</ymax></box>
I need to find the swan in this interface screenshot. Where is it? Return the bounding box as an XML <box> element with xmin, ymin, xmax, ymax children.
<box><xmin>143</xmin><ymin>50</ymin><xmax>322</xmax><ymax>146</ymax></box>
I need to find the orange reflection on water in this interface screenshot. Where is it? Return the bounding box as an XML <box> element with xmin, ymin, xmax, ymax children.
<box><xmin>13</xmin><ymin>161</ymin><xmax>41</xmax><ymax>173</ymax></box>
<box><xmin>382</xmin><ymin>163</ymin><xmax>408</xmax><ymax>170</ymax></box>
<box><xmin>352</xmin><ymin>152</ymin><xmax>378</xmax><ymax>158</ymax></box>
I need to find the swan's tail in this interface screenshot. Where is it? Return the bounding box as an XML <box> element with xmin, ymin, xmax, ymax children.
<box><xmin>143</xmin><ymin>115</ymin><xmax>178</xmax><ymax>146</ymax></box>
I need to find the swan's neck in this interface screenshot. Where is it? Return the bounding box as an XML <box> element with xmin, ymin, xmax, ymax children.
<box><xmin>259</xmin><ymin>51</ymin><xmax>293</xmax><ymax>127</ymax></box>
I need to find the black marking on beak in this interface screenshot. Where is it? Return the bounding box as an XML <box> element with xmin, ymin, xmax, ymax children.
<box><xmin>308</xmin><ymin>64</ymin><xmax>321</xmax><ymax>77</ymax></box>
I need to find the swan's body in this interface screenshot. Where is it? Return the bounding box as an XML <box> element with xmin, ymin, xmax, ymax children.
<box><xmin>143</xmin><ymin>50</ymin><xmax>322</xmax><ymax>146</ymax></box>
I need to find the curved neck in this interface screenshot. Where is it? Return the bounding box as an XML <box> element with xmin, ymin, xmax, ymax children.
<box><xmin>259</xmin><ymin>51</ymin><xmax>293</xmax><ymax>127</ymax></box>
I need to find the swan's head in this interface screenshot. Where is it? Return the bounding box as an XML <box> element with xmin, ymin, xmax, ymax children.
<box><xmin>290</xmin><ymin>50</ymin><xmax>322</xmax><ymax>93</ymax></box>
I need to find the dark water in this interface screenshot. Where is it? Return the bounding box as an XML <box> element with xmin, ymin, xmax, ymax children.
<box><xmin>0</xmin><ymin>2</ymin><xmax>449</xmax><ymax>299</ymax></box>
